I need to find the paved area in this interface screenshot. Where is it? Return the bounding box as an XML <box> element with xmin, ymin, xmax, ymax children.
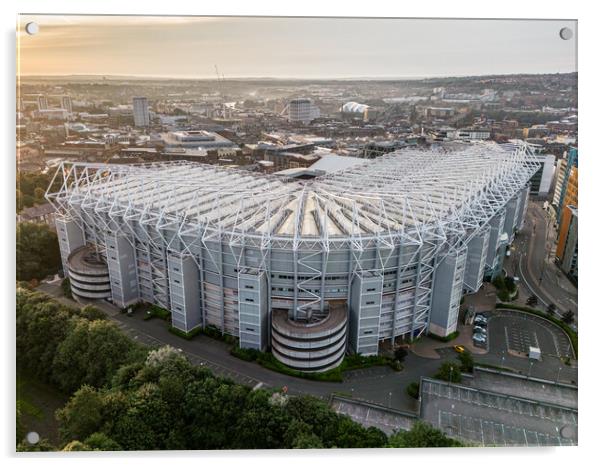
<box><xmin>465</xmin><ymin>367</ymin><xmax>577</xmax><ymax>410</ymax></box>
<box><xmin>487</xmin><ymin>310</ymin><xmax>574</xmax><ymax>359</ymax></box>
<box><xmin>330</xmin><ymin>396</ymin><xmax>417</xmax><ymax>435</ymax></box>
<box><xmin>420</xmin><ymin>378</ymin><xmax>577</xmax><ymax>446</ymax></box>
<box><xmin>411</xmin><ymin>323</ymin><xmax>487</xmax><ymax>359</ymax></box>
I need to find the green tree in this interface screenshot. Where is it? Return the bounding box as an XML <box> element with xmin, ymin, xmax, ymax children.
<box><xmin>16</xmin><ymin>222</ymin><xmax>61</xmax><ymax>281</ymax></box>
<box><xmin>52</xmin><ymin>319</ymin><xmax>145</xmax><ymax>392</ymax></box>
<box><xmin>110</xmin><ymin>383</ymin><xmax>174</xmax><ymax>450</ymax></box>
<box><xmin>83</xmin><ymin>432</ymin><xmax>122</xmax><ymax>451</ymax></box>
<box><xmin>16</xmin><ymin>439</ymin><xmax>56</xmax><ymax>452</ymax></box>
<box><xmin>183</xmin><ymin>377</ymin><xmax>250</xmax><ymax>449</ymax></box>
<box><xmin>16</xmin><ymin>295</ymin><xmax>73</xmax><ymax>382</ymax></box>
<box><xmin>434</xmin><ymin>361</ymin><xmax>462</xmax><ymax>383</ymax></box>
<box><xmin>457</xmin><ymin>351</ymin><xmax>474</xmax><ymax>373</ymax></box>
<box><xmin>62</xmin><ymin>440</ymin><xmax>92</xmax><ymax>451</ymax></box>
<box><xmin>561</xmin><ymin>310</ymin><xmax>575</xmax><ymax>324</ymax></box>
<box><xmin>388</xmin><ymin>422</ymin><xmax>464</xmax><ymax>448</ymax></box>
<box><xmin>232</xmin><ymin>389</ymin><xmax>291</xmax><ymax>449</ymax></box>
<box><xmin>56</xmin><ymin>385</ymin><xmax>105</xmax><ymax>442</ymax></box>
<box><xmin>34</xmin><ymin>187</ymin><xmax>46</xmax><ymax>202</ymax></box>
<box><xmin>79</xmin><ymin>305</ymin><xmax>107</xmax><ymax>321</ymax></box>
<box><xmin>290</xmin><ymin>432</ymin><xmax>324</xmax><ymax>449</ymax></box>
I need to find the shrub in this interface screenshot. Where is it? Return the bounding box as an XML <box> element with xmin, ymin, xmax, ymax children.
<box><xmin>406</xmin><ymin>382</ymin><xmax>420</xmax><ymax>399</ymax></box>
<box><xmin>493</xmin><ymin>274</ymin><xmax>517</xmax><ymax>301</ymax></box>
<box><xmin>168</xmin><ymin>326</ymin><xmax>202</xmax><ymax>340</ymax></box>
<box><xmin>394</xmin><ymin>347</ymin><xmax>408</xmax><ymax>362</ymax></box>
<box><xmin>457</xmin><ymin>351</ymin><xmax>474</xmax><ymax>373</ymax></box>
<box><xmin>434</xmin><ymin>361</ymin><xmax>462</xmax><ymax>383</ymax></box>
<box><xmin>561</xmin><ymin>310</ymin><xmax>575</xmax><ymax>324</ymax></box>
<box><xmin>144</xmin><ymin>305</ymin><xmax>171</xmax><ymax>321</ymax></box>
<box><xmin>61</xmin><ymin>278</ymin><xmax>73</xmax><ymax>299</ymax></box>
<box><xmin>428</xmin><ymin>331</ymin><xmax>459</xmax><ymax>343</ymax></box>
<box><xmin>388</xmin><ymin>421</ymin><xmax>464</xmax><ymax>448</ymax></box>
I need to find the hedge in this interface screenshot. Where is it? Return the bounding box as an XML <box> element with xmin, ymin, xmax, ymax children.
<box><xmin>495</xmin><ymin>303</ymin><xmax>578</xmax><ymax>358</ymax></box>
<box><xmin>168</xmin><ymin>326</ymin><xmax>203</xmax><ymax>340</ymax></box>
<box><xmin>229</xmin><ymin>347</ymin><xmax>397</xmax><ymax>383</ymax></box>
<box><xmin>428</xmin><ymin>331</ymin><xmax>459</xmax><ymax>343</ymax></box>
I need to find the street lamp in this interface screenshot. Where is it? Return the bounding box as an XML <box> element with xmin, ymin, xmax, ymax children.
<box><xmin>528</xmin><ymin>361</ymin><xmax>534</xmax><ymax>378</ymax></box>
<box><xmin>556</xmin><ymin>366</ymin><xmax>562</xmax><ymax>383</ymax></box>
<box><xmin>388</xmin><ymin>392</ymin><xmax>392</xmax><ymax>408</ymax></box>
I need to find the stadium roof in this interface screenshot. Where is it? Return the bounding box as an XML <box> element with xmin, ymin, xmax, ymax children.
<box><xmin>309</xmin><ymin>154</ymin><xmax>367</xmax><ymax>173</ymax></box>
<box><xmin>47</xmin><ymin>142</ymin><xmax>540</xmax><ymax>249</ymax></box>
<box><xmin>342</xmin><ymin>102</ymin><xmax>369</xmax><ymax>113</ymax></box>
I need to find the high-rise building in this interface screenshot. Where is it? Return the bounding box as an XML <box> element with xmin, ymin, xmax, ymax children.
<box><xmin>132</xmin><ymin>96</ymin><xmax>150</xmax><ymax>127</ymax></box>
<box><xmin>555</xmin><ymin>205</ymin><xmax>578</xmax><ymax>283</ymax></box>
<box><xmin>529</xmin><ymin>154</ymin><xmax>556</xmax><ymax>197</ymax></box>
<box><xmin>60</xmin><ymin>95</ymin><xmax>73</xmax><ymax>113</ymax></box>
<box><xmin>36</xmin><ymin>94</ymin><xmax>48</xmax><ymax>111</ymax></box>
<box><xmin>288</xmin><ymin>98</ymin><xmax>319</xmax><ymax>124</ymax></box>
<box><xmin>552</xmin><ymin>147</ymin><xmax>578</xmax><ymax>223</ymax></box>
<box><xmin>48</xmin><ymin>143</ymin><xmax>539</xmax><ymax>373</ymax></box>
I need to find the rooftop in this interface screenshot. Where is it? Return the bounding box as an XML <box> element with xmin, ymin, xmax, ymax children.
<box><xmin>47</xmin><ymin>142</ymin><xmax>540</xmax><ymax>245</ymax></box>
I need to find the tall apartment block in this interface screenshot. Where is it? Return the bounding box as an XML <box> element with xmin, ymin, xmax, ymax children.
<box><xmin>132</xmin><ymin>96</ymin><xmax>150</xmax><ymax>127</ymax></box>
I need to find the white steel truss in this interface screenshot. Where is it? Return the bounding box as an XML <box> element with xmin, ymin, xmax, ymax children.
<box><xmin>46</xmin><ymin>141</ymin><xmax>541</xmax><ymax>330</ymax></box>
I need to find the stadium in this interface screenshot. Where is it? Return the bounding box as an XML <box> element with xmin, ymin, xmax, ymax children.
<box><xmin>47</xmin><ymin>142</ymin><xmax>539</xmax><ymax>372</ymax></box>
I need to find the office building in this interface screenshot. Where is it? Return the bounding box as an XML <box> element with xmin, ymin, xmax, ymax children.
<box><xmin>36</xmin><ymin>94</ymin><xmax>48</xmax><ymax>111</ymax></box>
<box><xmin>60</xmin><ymin>95</ymin><xmax>73</xmax><ymax>113</ymax></box>
<box><xmin>132</xmin><ymin>96</ymin><xmax>150</xmax><ymax>127</ymax></box>
<box><xmin>552</xmin><ymin>147</ymin><xmax>578</xmax><ymax>222</ymax></box>
<box><xmin>47</xmin><ymin>143</ymin><xmax>538</xmax><ymax>373</ymax></box>
<box><xmin>556</xmin><ymin>205</ymin><xmax>578</xmax><ymax>283</ymax></box>
<box><xmin>529</xmin><ymin>154</ymin><xmax>556</xmax><ymax>197</ymax></box>
<box><xmin>160</xmin><ymin>130</ymin><xmax>238</xmax><ymax>150</ymax></box>
<box><xmin>288</xmin><ymin>98</ymin><xmax>319</xmax><ymax>124</ymax></box>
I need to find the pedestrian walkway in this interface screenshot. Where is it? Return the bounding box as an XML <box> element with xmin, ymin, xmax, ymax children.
<box><xmin>411</xmin><ymin>324</ymin><xmax>488</xmax><ymax>360</ymax></box>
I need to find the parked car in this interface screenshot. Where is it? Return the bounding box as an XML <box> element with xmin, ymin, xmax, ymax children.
<box><xmin>474</xmin><ymin>316</ymin><xmax>488</xmax><ymax>325</ymax></box>
<box><xmin>473</xmin><ymin>334</ymin><xmax>487</xmax><ymax>347</ymax></box>
<box><xmin>473</xmin><ymin>325</ymin><xmax>487</xmax><ymax>335</ymax></box>
<box><xmin>474</xmin><ymin>321</ymin><xmax>487</xmax><ymax>331</ymax></box>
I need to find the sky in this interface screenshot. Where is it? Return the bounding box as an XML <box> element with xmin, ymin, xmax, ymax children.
<box><xmin>17</xmin><ymin>15</ymin><xmax>577</xmax><ymax>79</ymax></box>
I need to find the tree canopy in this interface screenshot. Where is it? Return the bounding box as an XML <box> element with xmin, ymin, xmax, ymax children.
<box><xmin>17</xmin><ymin>288</ymin><xmax>461</xmax><ymax>451</ymax></box>
<box><xmin>16</xmin><ymin>222</ymin><xmax>61</xmax><ymax>281</ymax></box>
<box><xmin>388</xmin><ymin>422</ymin><xmax>464</xmax><ymax>448</ymax></box>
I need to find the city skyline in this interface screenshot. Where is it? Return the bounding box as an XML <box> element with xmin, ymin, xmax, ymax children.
<box><xmin>18</xmin><ymin>15</ymin><xmax>577</xmax><ymax>79</ymax></box>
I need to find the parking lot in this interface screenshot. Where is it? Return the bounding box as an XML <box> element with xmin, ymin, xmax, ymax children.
<box><xmin>484</xmin><ymin>310</ymin><xmax>574</xmax><ymax>359</ymax></box>
<box><xmin>420</xmin><ymin>378</ymin><xmax>577</xmax><ymax>446</ymax></box>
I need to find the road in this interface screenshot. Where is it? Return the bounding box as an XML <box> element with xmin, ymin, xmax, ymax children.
<box><xmin>508</xmin><ymin>200</ymin><xmax>578</xmax><ymax>323</ymax></box>
<box><xmin>35</xmin><ymin>264</ymin><xmax>577</xmax><ymax>413</ymax></box>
